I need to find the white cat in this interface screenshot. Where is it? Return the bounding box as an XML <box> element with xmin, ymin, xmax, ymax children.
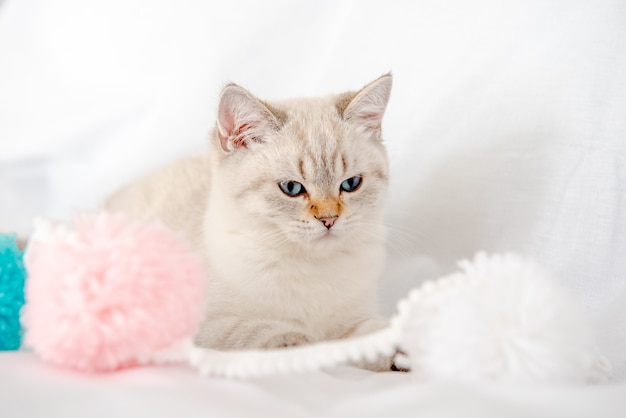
<box><xmin>106</xmin><ymin>75</ymin><xmax>393</xmax><ymax>357</ymax></box>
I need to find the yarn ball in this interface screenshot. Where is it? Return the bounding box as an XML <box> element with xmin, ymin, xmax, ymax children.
<box><xmin>22</xmin><ymin>213</ymin><xmax>207</xmax><ymax>372</ymax></box>
<box><xmin>0</xmin><ymin>234</ymin><xmax>26</xmax><ymax>350</ymax></box>
<box><xmin>401</xmin><ymin>253</ymin><xmax>601</xmax><ymax>384</ymax></box>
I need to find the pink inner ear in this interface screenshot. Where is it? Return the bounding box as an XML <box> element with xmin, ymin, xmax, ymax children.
<box><xmin>217</xmin><ymin>85</ymin><xmax>279</xmax><ymax>152</ymax></box>
<box><xmin>232</xmin><ymin>123</ymin><xmax>263</xmax><ymax>148</ymax></box>
<box><xmin>218</xmin><ymin>120</ymin><xmax>263</xmax><ymax>152</ymax></box>
<box><xmin>358</xmin><ymin>112</ymin><xmax>383</xmax><ymax>130</ymax></box>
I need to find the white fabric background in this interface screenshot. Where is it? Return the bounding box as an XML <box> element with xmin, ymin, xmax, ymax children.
<box><xmin>1</xmin><ymin>0</ymin><xmax>625</xmax><ymax>416</ymax></box>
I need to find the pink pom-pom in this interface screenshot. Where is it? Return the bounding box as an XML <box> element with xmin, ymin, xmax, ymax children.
<box><xmin>22</xmin><ymin>212</ymin><xmax>207</xmax><ymax>372</ymax></box>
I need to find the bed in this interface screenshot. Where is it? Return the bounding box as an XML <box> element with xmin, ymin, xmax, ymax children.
<box><xmin>1</xmin><ymin>0</ymin><xmax>625</xmax><ymax>416</ymax></box>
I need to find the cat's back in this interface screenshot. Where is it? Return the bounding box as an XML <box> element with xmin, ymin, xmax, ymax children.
<box><xmin>105</xmin><ymin>154</ymin><xmax>211</xmax><ymax>248</ymax></box>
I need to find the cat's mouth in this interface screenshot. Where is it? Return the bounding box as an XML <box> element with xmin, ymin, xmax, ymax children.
<box><xmin>285</xmin><ymin>221</ymin><xmax>346</xmax><ymax>246</ymax></box>
<box><xmin>319</xmin><ymin>230</ymin><xmax>335</xmax><ymax>239</ymax></box>
<box><xmin>314</xmin><ymin>227</ymin><xmax>342</xmax><ymax>242</ymax></box>
<box><xmin>292</xmin><ymin>228</ymin><xmax>339</xmax><ymax>245</ymax></box>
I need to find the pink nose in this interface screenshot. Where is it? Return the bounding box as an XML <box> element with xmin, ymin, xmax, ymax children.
<box><xmin>317</xmin><ymin>216</ymin><xmax>338</xmax><ymax>229</ymax></box>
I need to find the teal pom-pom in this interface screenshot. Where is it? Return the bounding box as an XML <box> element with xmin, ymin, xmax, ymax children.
<box><xmin>0</xmin><ymin>233</ymin><xmax>26</xmax><ymax>350</ymax></box>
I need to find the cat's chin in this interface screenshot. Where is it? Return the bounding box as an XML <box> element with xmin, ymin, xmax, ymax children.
<box><xmin>298</xmin><ymin>230</ymin><xmax>346</xmax><ymax>249</ymax></box>
<box><xmin>282</xmin><ymin>228</ymin><xmax>336</xmax><ymax>248</ymax></box>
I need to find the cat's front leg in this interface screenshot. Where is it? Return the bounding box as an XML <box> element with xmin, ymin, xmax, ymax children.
<box><xmin>342</xmin><ymin>317</ymin><xmax>395</xmax><ymax>372</ymax></box>
<box><xmin>342</xmin><ymin>317</ymin><xmax>389</xmax><ymax>339</ymax></box>
<box><xmin>194</xmin><ymin>315</ymin><xmax>315</xmax><ymax>350</ymax></box>
<box><xmin>261</xmin><ymin>331</ymin><xmax>313</xmax><ymax>348</ymax></box>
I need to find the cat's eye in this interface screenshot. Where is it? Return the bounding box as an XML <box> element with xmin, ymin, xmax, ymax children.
<box><xmin>340</xmin><ymin>176</ymin><xmax>362</xmax><ymax>193</ymax></box>
<box><xmin>279</xmin><ymin>180</ymin><xmax>306</xmax><ymax>197</ymax></box>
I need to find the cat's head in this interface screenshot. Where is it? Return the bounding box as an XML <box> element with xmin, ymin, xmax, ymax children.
<box><xmin>209</xmin><ymin>75</ymin><xmax>392</xmax><ymax>250</ymax></box>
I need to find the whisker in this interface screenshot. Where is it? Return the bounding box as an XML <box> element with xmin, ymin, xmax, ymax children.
<box><xmin>255</xmin><ymin>230</ymin><xmax>289</xmax><ymax>249</ymax></box>
<box><xmin>345</xmin><ymin>218</ymin><xmax>425</xmax><ymax>259</ymax></box>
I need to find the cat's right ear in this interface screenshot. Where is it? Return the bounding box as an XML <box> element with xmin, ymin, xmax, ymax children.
<box><xmin>216</xmin><ymin>84</ymin><xmax>280</xmax><ymax>152</ymax></box>
<box><xmin>340</xmin><ymin>74</ymin><xmax>392</xmax><ymax>138</ymax></box>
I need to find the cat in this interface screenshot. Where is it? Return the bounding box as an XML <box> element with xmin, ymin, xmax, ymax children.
<box><xmin>105</xmin><ymin>74</ymin><xmax>393</xmax><ymax>363</ymax></box>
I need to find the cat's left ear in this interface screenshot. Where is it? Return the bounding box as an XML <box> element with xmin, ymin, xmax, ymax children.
<box><xmin>341</xmin><ymin>74</ymin><xmax>392</xmax><ymax>136</ymax></box>
<box><xmin>216</xmin><ymin>84</ymin><xmax>281</xmax><ymax>152</ymax></box>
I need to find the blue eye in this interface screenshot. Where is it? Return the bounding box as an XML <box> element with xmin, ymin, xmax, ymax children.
<box><xmin>279</xmin><ymin>180</ymin><xmax>306</xmax><ymax>197</ymax></box>
<box><xmin>340</xmin><ymin>176</ymin><xmax>362</xmax><ymax>192</ymax></box>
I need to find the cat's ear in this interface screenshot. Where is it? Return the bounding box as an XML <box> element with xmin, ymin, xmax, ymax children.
<box><xmin>216</xmin><ymin>84</ymin><xmax>281</xmax><ymax>152</ymax></box>
<box><xmin>341</xmin><ymin>74</ymin><xmax>392</xmax><ymax>136</ymax></box>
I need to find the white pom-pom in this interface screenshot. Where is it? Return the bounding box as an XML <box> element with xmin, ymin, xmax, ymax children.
<box><xmin>401</xmin><ymin>253</ymin><xmax>605</xmax><ymax>384</ymax></box>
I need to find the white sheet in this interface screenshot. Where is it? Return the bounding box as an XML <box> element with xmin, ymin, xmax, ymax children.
<box><xmin>1</xmin><ymin>0</ymin><xmax>625</xmax><ymax>416</ymax></box>
<box><xmin>2</xmin><ymin>352</ymin><xmax>626</xmax><ymax>418</ymax></box>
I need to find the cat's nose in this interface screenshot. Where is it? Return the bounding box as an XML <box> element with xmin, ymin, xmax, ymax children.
<box><xmin>317</xmin><ymin>216</ymin><xmax>338</xmax><ymax>229</ymax></box>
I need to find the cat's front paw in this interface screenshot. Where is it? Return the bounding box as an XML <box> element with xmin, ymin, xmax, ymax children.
<box><xmin>358</xmin><ymin>355</ymin><xmax>394</xmax><ymax>372</ymax></box>
<box><xmin>262</xmin><ymin>332</ymin><xmax>313</xmax><ymax>349</ymax></box>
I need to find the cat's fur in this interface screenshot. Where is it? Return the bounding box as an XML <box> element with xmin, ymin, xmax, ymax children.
<box><xmin>106</xmin><ymin>75</ymin><xmax>393</xmax><ymax>359</ymax></box>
